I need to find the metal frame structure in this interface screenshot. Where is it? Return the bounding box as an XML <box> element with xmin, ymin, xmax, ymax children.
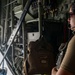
<box><xmin>0</xmin><ymin>0</ymin><xmax>43</xmax><ymax>75</ymax></box>
<box><xmin>0</xmin><ymin>0</ymin><xmax>74</xmax><ymax>75</ymax></box>
<box><xmin>0</xmin><ymin>0</ymin><xmax>34</xmax><ymax>75</ymax></box>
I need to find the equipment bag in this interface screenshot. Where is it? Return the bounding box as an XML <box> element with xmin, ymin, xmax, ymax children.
<box><xmin>24</xmin><ymin>37</ymin><xmax>55</xmax><ymax>74</ymax></box>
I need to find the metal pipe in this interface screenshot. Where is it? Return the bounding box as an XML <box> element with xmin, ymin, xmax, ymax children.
<box><xmin>0</xmin><ymin>26</ymin><xmax>3</xmax><ymax>44</ymax></box>
<box><xmin>4</xmin><ymin>0</ymin><xmax>9</xmax><ymax>43</ymax></box>
<box><xmin>38</xmin><ymin>0</ymin><xmax>43</xmax><ymax>38</ymax></box>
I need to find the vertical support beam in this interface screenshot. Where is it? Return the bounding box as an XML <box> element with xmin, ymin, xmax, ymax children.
<box><xmin>0</xmin><ymin>26</ymin><xmax>3</xmax><ymax>44</ymax></box>
<box><xmin>10</xmin><ymin>1</ymin><xmax>15</xmax><ymax>67</ymax></box>
<box><xmin>38</xmin><ymin>0</ymin><xmax>43</xmax><ymax>38</ymax></box>
<box><xmin>22</xmin><ymin>0</ymin><xmax>28</xmax><ymax>61</ymax></box>
<box><xmin>4</xmin><ymin>0</ymin><xmax>9</xmax><ymax>43</ymax></box>
<box><xmin>22</xmin><ymin>22</ymin><xmax>27</xmax><ymax>60</ymax></box>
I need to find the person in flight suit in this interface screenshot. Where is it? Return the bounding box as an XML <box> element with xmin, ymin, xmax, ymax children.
<box><xmin>51</xmin><ymin>2</ymin><xmax>75</xmax><ymax>75</ymax></box>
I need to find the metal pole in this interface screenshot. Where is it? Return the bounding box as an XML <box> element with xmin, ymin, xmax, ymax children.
<box><xmin>38</xmin><ymin>0</ymin><xmax>43</xmax><ymax>38</ymax></box>
<box><xmin>0</xmin><ymin>26</ymin><xmax>3</xmax><ymax>44</ymax></box>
